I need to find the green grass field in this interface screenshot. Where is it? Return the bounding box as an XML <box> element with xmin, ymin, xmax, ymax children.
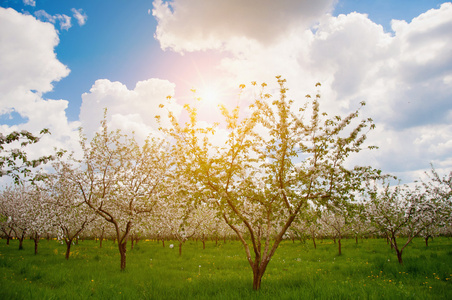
<box><xmin>0</xmin><ymin>237</ymin><xmax>451</xmax><ymax>299</ymax></box>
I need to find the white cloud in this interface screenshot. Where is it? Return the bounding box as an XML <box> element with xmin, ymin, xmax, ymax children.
<box><xmin>152</xmin><ymin>1</ymin><xmax>452</xmax><ymax>182</ymax></box>
<box><xmin>152</xmin><ymin>0</ymin><xmax>336</xmax><ymax>53</ymax></box>
<box><xmin>23</xmin><ymin>0</ymin><xmax>36</xmax><ymax>7</ymax></box>
<box><xmin>33</xmin><ymin>10</ymin><xmax>53</xmax><ymax>23</ymax></box>
<box><xmin>34</xmin><ymin>10</ymin><xmax>72</xmax><ymax>31</ymax></box>
<box><xmin>79</xmin><ymin>78</ymin><xmax>182</xmax><ymax>140</ymax></box>
<box><xmin>0</xmin><ymin>8</ymin><xmax>70</xmax><ymax>103</ymax></box>
<box><xmin>71</xmin><ymin>8</ymin><xmax>87</xmax><ymax>26</ymax></box>
<box><xmin>2</xmin><ymin>1</ymin><xmax>451</xmax><ymax>188</ymax></box>
<box><xmin>0</xmin><ymin>7</ymin><xmax>79</xmax><ymax>166</ymax></box>
<box><xmin>57</xmin><ymin>14</ymin><xmax>72</xmax><ymax>30</ymax></box>
<box><xmin>0</xmin><ymin>8</ymin><xmax>183</xmax><ymax>179</ymax></box>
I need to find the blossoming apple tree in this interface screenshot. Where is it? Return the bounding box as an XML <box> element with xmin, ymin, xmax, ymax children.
<box><xmin>0</xmin><ymin>184</ymin><xmax>53</xmax><ymax>253</ymax></box>
<box><xmin>156</xmin><ymin>197</ymin><xmax>206</xmax><ymax>256</ymax></box>
<box><xmin>0</xmin><ymin>186</ymin><xmax>32</xmax><ymax>250</ymax></box>
<box><xmin>163</xmin><ymin>76</ymin><xmax>377</xmax><ymax>290</ymax></box>
<box><xmin>43</xmin><ymin>164</ymin><xmax>98</xmax><ymax>259</ymax></box>
<box><xmin>319</xmin><ymin>205</ymin><xmax>352</xmax><ymax>256</ymax></box>
<box><xmin>365</xmin><ymin>178</ymin><xmax>443</xmax><ymax>264</ymax></box>
<box><xmin>66</xmin><ymin>114</ymin><xmax>173</xmax><ymax>270</ymax></box>
<box><xmin>421</xmin><ymin>165</ymin><xmax>452</xmax><ymax>245</ymax></box>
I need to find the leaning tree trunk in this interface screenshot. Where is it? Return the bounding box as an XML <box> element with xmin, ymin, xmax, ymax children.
<box><xmin>311</xmin><ymin>232</ymin><xmax>317</xmax><ymax>249</ymax></box>
<box><xmin>178</xmin><ymin>242</ymin><xmax>183</xmax><ymax>256</ymax></box>
<box><xmin>386</xmin><ymin>233</ymin><xmax>394</xmax><ymax>249</ymax></box>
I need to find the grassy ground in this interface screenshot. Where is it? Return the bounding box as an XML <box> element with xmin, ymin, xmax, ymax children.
<box><xmin>0</xmin><ymin>237</ymin><xmax>451</xmax><ymax>299</ymax></box>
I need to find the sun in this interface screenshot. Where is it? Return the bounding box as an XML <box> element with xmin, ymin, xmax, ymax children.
<box><xmin>200</xmin><ymin>86</ymin><xmax>221</xmax><ymax>103</ymax></box>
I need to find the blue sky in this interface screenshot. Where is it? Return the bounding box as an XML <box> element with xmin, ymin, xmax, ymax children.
<box><xmin>0</xmin><ymin>0</ymin><xmax>451</xmax><ymax>183</ymax></box>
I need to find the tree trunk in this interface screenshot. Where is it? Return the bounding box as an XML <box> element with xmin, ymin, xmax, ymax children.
<box><xmin>162</xmin><ymin>238</ymin><xmax>165</xmax><ymax>247</ymax></box>
<box><xmin>387</xmin><ymin>234</ymin><xmax>394</xmax><ymax>249</ymax></box>
<box><xmin>99</xmin><ymin>233</ymin><xmax>104</xmax><ymax>248</ymax></box>
<box><xmin>119</xmin><ymin>242</ymin><xmax>127</xmax><ymax>271</ymax></box>
<box><xmin>253</xmin><ymin>272</ymin><xmax>262</xmax><ymax>290</ymax></box>
<box><xmin>18</xmin><ymin>232</ymin><xmax>25</xmax><ymax>250</ymax></box>
<box><xmin>355</xmin><ymin>235</ymin><xmax>358</xmax><ymax>244</ymax></box>
<box><xmin>396</xmin><ymin>249</ymin><xmax>403</xmax><ymax>264</ymax></box>
<box><xmin>202</xmin><ymin>234</ymin><xmax>206</xmax><ymax>250</ymax></box>
<box><xmin>338</xmin><ymin>237</ymin><xmax>342</xmax><ymax>256</ymax></box>
<box><xmin>179</xmin><ymin>242</ymin><xmax>182</xmax><ymax>256</ymax></box>
<box><xmin>252</xmin><ymin>264</ymin><xmax>267</xmax><ymax>290</ymax></box>
<box><xmin>425</xmin><ymin>236</ymin><xmax>430</xmax><ymax>247</ymax></box>
<box><xmin>33</xmin><ymin>233</ymin><xmax>39</xmax><ymax>255</ymax></box>
<box><xmin>312</xmin><ymin>232</ymin><xmax>316</xmax><ymax>249</ymax></box>
<box><xmin>65</xmin><ymin>240</ymin><xmax>72</xmax><ymax>260</ymax></box>
<box><xmin>5</xmin><ymin>228</ymin><xmax>13</xmax><ymax>245</ymax></box>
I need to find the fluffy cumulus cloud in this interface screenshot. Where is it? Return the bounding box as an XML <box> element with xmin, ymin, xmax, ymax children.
<box><xmin>2</xmin><ymin>1</ymin><xmax>451</xmax><ymax>185</ymax></box>
<box><xmin>152</xmin><ymin>0</ymin><xmax>336</xmax><ymax>52</ymax></box>
<box><xmin>0</xmin><ymin>8</ymin><xmax>70</xmax><ymax>109</ymax></box>
<box><xmin>0</xmin><ymin>7</ymin><xmax>181</xmax><ymax>176</ymax></box>
<box><xmin>79</xmin><ymin>78</ymin><xmax>182</xmax><ymax>140</ymax></box>
<box><xmin>152</xmin><ymin>1</ymin><xmax>452</xmax><ymax>181</ymax></box>
<box><xmin>0</xmin><ymin>7</ymin><xmax>79</xmax><ymax>162</ymax></box>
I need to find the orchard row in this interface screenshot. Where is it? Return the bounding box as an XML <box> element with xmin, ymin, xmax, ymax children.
<box><xmin>1</xmin><ymin>78</ymin><xmax>451</xmax><ymax>290</ymax></box>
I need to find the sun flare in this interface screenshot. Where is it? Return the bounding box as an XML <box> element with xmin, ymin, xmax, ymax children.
<box><xmin>200</xmin><ymin>86</ymin><xmax>221</xmax><ymax>103</ymax></box>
